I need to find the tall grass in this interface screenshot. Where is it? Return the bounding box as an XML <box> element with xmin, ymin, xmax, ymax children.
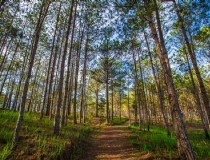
<box><xmin>0</xmin><ymin>110</ymin><xmax>92</xmax><ymax>160</ymax></box>
<box><xmin>128</xmin><ymin>123</ymin><xmax>210</xmax><ymax>159</ymax></box>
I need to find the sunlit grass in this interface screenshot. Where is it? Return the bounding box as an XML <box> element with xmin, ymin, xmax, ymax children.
<box><xmin>110</xmin><ymin>116</ymin><xmax>128</xmax><ymax>125</ymax></box>
<box><xmin>128</xmin><ymin>123</ymin><xmax>210</xmax><ymax>159</ymax></box>
<box><xmin>0</xmin><ymin>110</ymin><xmax>92</xmax><ymax>160</ymax></box>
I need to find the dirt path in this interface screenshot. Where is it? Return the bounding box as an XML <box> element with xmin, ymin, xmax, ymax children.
<box><xmin>86</xmin><ymin>124</ymin><xmax>141</xmax><ymax>160</ymax></box>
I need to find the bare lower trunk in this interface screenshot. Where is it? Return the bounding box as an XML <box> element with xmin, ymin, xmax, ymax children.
<box><xmin>144</xmin><ymin>29</ymin><xmax>170</xmax><ymax>135</ymax></box>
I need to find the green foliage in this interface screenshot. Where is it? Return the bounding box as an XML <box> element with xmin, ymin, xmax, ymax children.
<box><xmin>0</xmin><ymin>143</ymin><xmax>13</xmax><ymax>160</ymax></box>
<box><xmin>110</xmin><ymin>116</ymin><xmax>128</xmax><ymax>125</ymax></box>
<box><xmin>0</xmin><ymin>111</ymin><xmax>92</xmax><ymax>160</ymax></box>
<box><xmin>129</xmin><ymin>124</ymin><xmax>176</xmax><ymax>152</ymax></box>
<box><xmin>189</xmin><ymin>130</ymin><xmax>210</xmax><ymax>158</ymax></box>
<box><xmin>194</xmin><ymin>26</ymin><xmax>210</xmax><ymax>42</ymax></box>
<box><xmin>129</xmin><ymin>124</ymin><xmax>210</xmax><ymax>159</ymax></box>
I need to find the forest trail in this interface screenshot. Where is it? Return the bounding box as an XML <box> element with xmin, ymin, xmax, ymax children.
<box><xmin>86</xmin><ymin>124</ymin><xmax>143</xmax><ymax>160</ymax></box>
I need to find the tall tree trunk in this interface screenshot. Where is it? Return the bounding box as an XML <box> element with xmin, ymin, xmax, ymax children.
<box><xmin>67</xmin><ymin>61</ymin><xmax>75</xmax><ymax>116</ymax></box>
<box><xmin>12</xmin><ymin>47</ymin><xmax>30</xmax><ymax>111</ymax></box>
<box><xmin>72</xmin><ymin>10</ymin><xmax>82</xmax><ymax>125</ymax></box>
<box><xmin>127</xmin><ymin>75</ymin><xmax>131</xmax><ymax>126</ymax></box>
<box><xmin>95</xmin><ymin>86</ymin><xmax>99</xmax><ymax>117</ymax></box>
<box><xmin>54</xmin><ymin>0</ymin><xmax>75</xmax><ymax>134</ymax></box>
<box><xmin>183</xmin><ymin>45</ymin><xmax>209</xmax><ymax>138</ymax></box>
<box><xmin>61</xmin><ymin>0</ymin><xmax>76</xmax><ymax>126</ymax></box>
<box><xmin>119</xmin><ymin>94</ymin><xmax>122</xmax><ymax>121</ymax></box>
<box><xmin>27</xmin><ymin>63</ymin><xmax>40</xmax><ymax>112</ymax></box>
<box><xmin>0</xmin><ymin>43</ymin><xmax>19</xmax><ymax>95</ymax></box>
<box><xmin>13</xmin><ymin>1</ymin><xmax>51</xmax><ymax>143</ymax></box>
<box><xmin>144</xmin><ymin>29</ymin><xmax>170</xmax><ymax>135</ymax></box>
<box><xmin>105</xmin><ymin>58</ymin><xmax>109</xmax><ymax>124</ymax></box>
<box><xmin>172</xmin><ymin>0</ymin><xmax>210</xmax><ymax>124</ymax></box>
<box><xmin>132</xmin><ymin>51</ymin><xmax>142</xmax><ymax>128</ymax></box>
<box><xmin>138</xmin><ymin>52</ymin><xmax>150</xmax><ymax>130</ymax></box>
<box><xmin>47</xmin><ymin>28</ymin><xmax>63</xmax><ymax>120</ymax></box>
<box><xmin>0</xmin><ymin>39</ymin><xmax>12</xmax><ymax>73</ymax></box>
<box><xmin>111</xmin><ymin>80</ymin><xmax>114</xmax><ymax>121</ymax></box>
<box><xmin>80</xmin><ymin>32</ymin><xmax>88</xmax><ymax>123</ymax></box>
<box><xmin>42</xmin><ymin>2</ymin><xmax>61</xmax><ymax>118</ymax></box>
<box><xmin>50</xmin><ymin>42</ymin><xmax>63</xmax><ymax>120</ymax></box>
<box><xmin>144</xmin><ymin>1</ymin><xmax>194</xmax><ymax>159</ymax></box>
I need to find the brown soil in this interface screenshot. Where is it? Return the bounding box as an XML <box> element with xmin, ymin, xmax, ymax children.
<box><xmin>86</xmin><ymin>124</ymin><xmax>152</xmax><ymax>160</ymax></box>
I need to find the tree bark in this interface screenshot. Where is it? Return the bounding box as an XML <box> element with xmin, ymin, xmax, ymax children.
<box><xmin>42</xmin><ymin>2</ymin><xmax>61</xmax><ymax>118</ymax></box>
<box><xmin>80</xmin><ymin>32</ymin><xmax>88</xmax><ymax>123</ymax></box>
<box><xmin>183</xmin><ymin>45</ymin><xmax>209</xmax><ymax>138</ymax></box>
<box><xmin>132</xmin><ymin>51</ymin><xmax>142</xmax><ymax>128</ymax></box>
<box><xmin>144</xmin><ymin>0</ymin><xmax>194</xmax><ymax>159</ymax></box>
<box><xmin>54</xmin><ymin>0</ymin><xmax>75</xmax><ymax>134</ymax></box>
<box><xmin>144</xmin><ymin>29</ymin><xmax>170</xmax><ymax>135</ymax></box>
<box><xmin>61</xmin><ymin>0</ymin><xmax>76</xmax><ymax>126</ymax></box>
<box><xmin>173</xmin><ymin>0</ymin><xmax>210</xmax><ymax>124</ymax></box>
<box><xmin>13</xmin><ymin>0</ymin><xmax>51</xmax><ymax>143</ymax></box>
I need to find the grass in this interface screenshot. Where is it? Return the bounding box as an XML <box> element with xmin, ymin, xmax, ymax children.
<box><xmin>110</xmin><ymin>116</ymin><xmax>128</xmax><ymax>125</ymax></box>
<box><xmin>0</xmin><ymin>110</ymin><xmax>92</xmax><ymax>160</ymax></box>
<box><xmin>188</xmin><ymin>130</ymin><xmax>210</xmax><ymax>158</ymax></box>
<box><xmin>128</xmin><ymin>123</ymin><xmax>210</xmax><ymax>159</ymax></box>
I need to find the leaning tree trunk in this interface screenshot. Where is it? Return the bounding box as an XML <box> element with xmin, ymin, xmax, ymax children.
<box><xmin>27</xmin><ymin>63</ymin><xmax>40</xmax><ymax>112</ymax></box>
<box><xmin>12</xmin><ymin>45</ymin><xmax>30</xmax><ymax>111</ymax></box>
<box><xmin>144</xmin><ymin>29</ymin><xmax>170</xmax><ymax>135</ymax></box>
<box><xmin>0</xmin><ymin>43</ymin><xmax>19</xmax><ymax>95</ymax></box>
<box><xmin>41</xmin><ymin>3</ymin><xmax>61</xmax><ymax>118</ymax></box>
<box><xmin>0</xmin><ymin>40</ymin><xmax>12</xmax><ymax>73</ymax></box>
<box><xmin>13</xmin><ymin>1</ymin><xmax>51</xmax><ymax>143</ymax></box>
<box><xmin>172</xmin><ymin>0</ymin><xmax>210</xmax><ymax>124</ymax></box>
<box><xmin>144</xmin><ymin>0</ymin><xmax>194</xmax><ymax>159</ymax></box>
<box><xmin>183</xmin><ymin>45</ymin><xmax>209</xmax><ymax>138</ymax></box>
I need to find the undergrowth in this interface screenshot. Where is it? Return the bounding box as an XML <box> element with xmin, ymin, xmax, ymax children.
<box><xmin>110</xmin><ymin>116</ymin><xmax>128</xmax><ymax>125</ymax></box>
<box><xmin>0</xmin><ymin>110</ymin><xmax>92</xmax><ymax>160</ymax></box>
<box><xmin>128</xmin><ymin>123</ymin><xmax>210</xmax><ymax>159</ymax></box>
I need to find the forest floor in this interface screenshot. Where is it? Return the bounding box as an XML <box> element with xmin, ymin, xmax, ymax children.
<box><xmin>86</xmin><ymin>121</ymin><xmax>154</xmax><ymax>160</ymax></box>
<box><xmin>85</xmin><ymin>119</ymin><xmax>210</xmax><ymax>160</ymax></box>
<box><xmin>86</xmin><ymin>124</ymin><xmax>139</xmax><ymax>160</ymax></box>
